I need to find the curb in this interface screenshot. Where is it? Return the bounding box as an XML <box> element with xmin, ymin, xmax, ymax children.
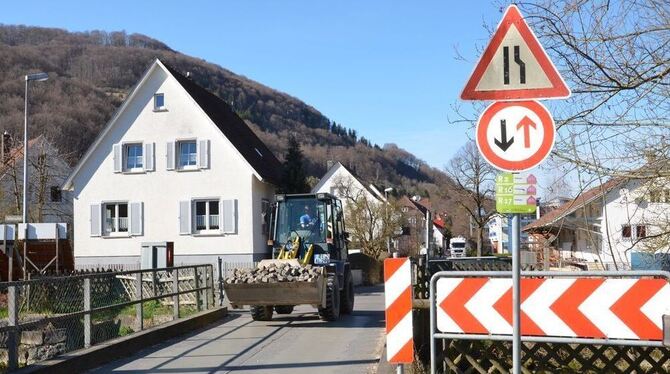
<box><xmin>17</xmin><ymin>306</ymin><xmax>228</xmax><ymax>374</ymax></box>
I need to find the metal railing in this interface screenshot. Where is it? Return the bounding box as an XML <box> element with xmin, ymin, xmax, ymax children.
<box><xmin>0</xmin><ymin>264</ymin><xmax>214</xmax><ymax>371</ymax></box>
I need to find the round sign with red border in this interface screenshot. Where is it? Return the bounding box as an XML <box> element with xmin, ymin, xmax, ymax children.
<box><xmin>476</xmin><ymin>100</ymin><xmax>555</xmax><ymax>172</ymax></box>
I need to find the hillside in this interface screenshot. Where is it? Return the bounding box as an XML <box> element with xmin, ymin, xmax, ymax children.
<box><xmin>0</xmin><ymin>25</ymin><xmax>472</xmax><ymax>235</ymax></box>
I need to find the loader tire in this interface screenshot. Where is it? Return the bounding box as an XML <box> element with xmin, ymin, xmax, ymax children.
<box><xmin>318</xmin><ymin>273</ymin><xmax>340</xmax><ymax>321</ymax></box>
<box><xmin>340</xmin><ymin>269</ymin><xmax>355</xmax><ymax>314</ymax></box>
<box><xmin>275</xmin><ymin>305</ymin><xmax>294</xmax><ymax>314</ymax></box>
<box><xmin>250</xmin><ymin>305</ymin><xmax>273</xmax><ymax>321</ymax></box>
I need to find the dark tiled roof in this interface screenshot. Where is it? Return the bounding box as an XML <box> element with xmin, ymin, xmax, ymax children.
<box><xmin>523</xmin><ymin>177</ymin><xmax>625</xmax><ymax>231</ymax></box>
<box><xmin>163</xmin><ymin>63</ymin><xmax>282</xmax><ymax>185</ymax></box>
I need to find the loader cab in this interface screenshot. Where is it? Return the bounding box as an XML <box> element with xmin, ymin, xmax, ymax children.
<box><xmin>271</xmin><ymin>193</ymin><xmax>347</xmax><ymax>264</ymax></box>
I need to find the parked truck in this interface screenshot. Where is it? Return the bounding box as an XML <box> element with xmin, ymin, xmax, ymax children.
<box><xmin>223</xmin><ymin>193</ymin><xmax>354</xmax><ymax>322</ymax></box>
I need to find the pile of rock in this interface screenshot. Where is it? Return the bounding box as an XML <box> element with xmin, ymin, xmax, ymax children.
<box><xmin>225</xmin><ymin>263</ymin><xmax>322</xmax><ymax>284</ymax></box>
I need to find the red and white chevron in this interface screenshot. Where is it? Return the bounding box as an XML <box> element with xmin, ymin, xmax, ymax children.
<box><xmin>384</xmin><ymin>258</ymin><xmax>414</xmax><ymax>363</ymax></box>
<box><xmin>436</xmin><ymin>277</ymin><xmax>670</xmax><ymax>340</ymax></box>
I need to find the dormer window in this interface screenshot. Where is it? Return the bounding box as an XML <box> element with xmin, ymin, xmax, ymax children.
<box><xmin>153</xmin><ymin>93</ymin><xmax>165</xmax><ymax>111</ymax></box>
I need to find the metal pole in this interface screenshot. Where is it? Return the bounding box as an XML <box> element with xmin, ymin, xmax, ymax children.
<box><xmin>172</xmin><ymin>268</ymin><xmax>179</xmax><ymax>319</ymax></box>
<box><xmin>511</xmin><ymin>213</ymin><xmax>521</xmax><ymax>374</ymax></box>
<box><xmin>7</xmin><ymin>285</ymin><xmax>18</xmax><ymax>371</ymax></box>
<box><xmin>135</xmin><ymin>271</ymin><xmax>143</xmax><ymax>331</ymax></box>
<box><xmin>429</xmin><ymin>273</ymin><xmax>437</xmax><ymax>374</ymax></box>
<box><xmin>84</xmin><ymin>278</ymin><xmax>91</xmax><ymax>347</ymax></box>
<box><xmin>425</xmin><ymin>210</ymin><xmax>432</xmax><ymax>258</ymax></box>
<box><xmin>386</xmin><ymin>191</ymin><xmax>391</xmax><ymax>255</ymax></box>
<box><xmin>22</xmin><ymin>78</ymin><xmax>28</xmax><ymax>225</ymax></box>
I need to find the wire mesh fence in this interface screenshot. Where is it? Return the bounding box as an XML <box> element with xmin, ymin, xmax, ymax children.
<box><xmin>0</xmin><ymin>264</ymin><xmax>214</xmax><ymax>372</ymax></box>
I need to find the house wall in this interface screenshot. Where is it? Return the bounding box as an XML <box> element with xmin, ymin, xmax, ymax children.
<box><xmin>71</xmin><ymin>65</ymin><xmax>274</xmax><ymax>267</ymax></box>
<box><xmin>601</xmin><ymin>179</ymin><xmax>670</xmax><ymax>265</ymax></box>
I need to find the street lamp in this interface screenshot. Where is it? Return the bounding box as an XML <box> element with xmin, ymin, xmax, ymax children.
<box><xmin>384</xmin><ymin>187</ymin><xmax>394</xmax><ymax>254</ymax></box>
<box><xmin>23</xmin><ymin>72</ymin><xmax>48</xmax><ymax>224</ymax></box>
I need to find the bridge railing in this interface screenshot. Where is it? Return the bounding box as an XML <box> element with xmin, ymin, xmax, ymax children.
<box><xmin>0</xmin><ymin>264</ymin><xmax>214</xmax><ymax>371</ymax></box>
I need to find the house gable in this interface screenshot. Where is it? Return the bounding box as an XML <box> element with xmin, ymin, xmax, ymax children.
<box><xmin>312</xmin><ymin>162</ymin><xmax>382</xmax><ymax>202</ymax></box>
<box><xmin>64</xmin><ymin>59</ymin><xmax>281</xmax><ymax>192</ymax></box>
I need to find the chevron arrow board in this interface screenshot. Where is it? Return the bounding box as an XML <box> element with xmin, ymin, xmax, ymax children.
<box><xmin>436</xmin><ymin>277</ymin><xmax>670</xmax><ymax>340</ymax></box>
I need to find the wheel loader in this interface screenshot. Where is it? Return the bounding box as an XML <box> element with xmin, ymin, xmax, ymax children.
<box><xmin>223</xmin><ymin>193</ymin><xmax>355</xmax><ymax>321</ymax></box>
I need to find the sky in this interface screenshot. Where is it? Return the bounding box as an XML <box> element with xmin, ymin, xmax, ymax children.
<box><xmin>2</xmin><ymin>0</ymin><xmax>506</xmax><ymax>169</ymax></box>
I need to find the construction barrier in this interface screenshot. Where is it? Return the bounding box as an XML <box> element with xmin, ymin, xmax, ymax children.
<box><xmin>384</xmin><ymin>257</ymin><xmax>414</xmax><ymax>363</ymax></box>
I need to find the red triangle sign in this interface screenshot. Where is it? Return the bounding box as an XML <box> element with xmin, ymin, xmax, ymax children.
<box><xmin>461</xmin><ymin>5</ymin><xmax>570</xmax><ymax>101</ymax></box>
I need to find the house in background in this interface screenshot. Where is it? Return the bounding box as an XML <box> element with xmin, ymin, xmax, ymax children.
<box><xmin>63</xmin><ymin>59</ymin><xmax>281</xmax><ymax>267</ymax></box>
<box><xmin>311</xmin><ymin>161</ymin><xmax>385</xmax><ymax>206</ymax></box>
<box><xmin>0</xmin><ymin>134</ymin><xmax>72</xmax><ymax>225</ymax></box>
<box><xmin>524</xmin><ymin>175</ymin><xmax>670</xmax><ymax>269</ymax></box>
<box><xmin>488</xmin><ymin>213</ymin><xmax>535</xmax><ymax>254</ymax></box>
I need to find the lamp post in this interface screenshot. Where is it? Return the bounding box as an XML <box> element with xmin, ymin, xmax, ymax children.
<box><xmin>23</xmin><ymin>72</ymin><xmax>48</xmax><ymax>224</ymax></box>
<box><xmin>384</xmin><ymin>187</ymin><xmax>393</xmax><ymax>255</ymax></box>
<box><xmin>19</xmin><ymin>72</ymin><xmax>48</xmax><ymax>281</ymax></box>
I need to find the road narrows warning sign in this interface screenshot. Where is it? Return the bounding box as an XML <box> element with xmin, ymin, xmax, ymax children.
<box><xmin>476</xmin><ymin>100</ymin><xmax>554</xmax><ymax>172</ymax></box>
<box><xmin>460</xmin><ymin>5</ymin><xmax>570</xmax><ymax>101</ymax></box>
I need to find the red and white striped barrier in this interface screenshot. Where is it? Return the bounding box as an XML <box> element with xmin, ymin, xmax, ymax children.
<box><xmin>384</xmin><ymin>258</ymin><xmax>414</xmax><ymax>363</ymax></box>
<box><xmin>436</xmin><ymin>277</ymin><xmax>670</xmax><ymax>340</ymax></box>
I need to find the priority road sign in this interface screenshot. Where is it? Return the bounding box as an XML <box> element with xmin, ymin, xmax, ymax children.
<box><xmin>460</xmin><ymin>5</ymin><xmax>570</xmax><ymax>101</ymax></box>
<box><xmin>476</xmin><ymin>100</ymin><xmax>554</xmax><ymax>172</ymax></box>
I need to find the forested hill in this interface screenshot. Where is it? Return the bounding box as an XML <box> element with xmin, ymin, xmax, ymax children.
<box><xmin>0</xmin><ymin>25</ymin><xmax>461</xmax><ymax>205</ymax></box>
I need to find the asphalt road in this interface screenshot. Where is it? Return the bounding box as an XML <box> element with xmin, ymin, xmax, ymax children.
<box><xmin>90</xmin><ymin>286</ymin><xmax>385</xmax><ymax>374</ymax></box>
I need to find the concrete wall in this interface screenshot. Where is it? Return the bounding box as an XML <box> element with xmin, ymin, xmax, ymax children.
<box><xmin>70</xmin><ymin>63</ymin><xmax>274</xmax><ymax>266</ymax></box>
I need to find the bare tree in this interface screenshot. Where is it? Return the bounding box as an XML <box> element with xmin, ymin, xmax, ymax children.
<box><xmin>446</xmin><ymin>141</ymin><xmax>496</xmax><ymax>256</ymax></box>
<box><xmin>333</xmin><ymin>176</ymin><xmax>403</xmax><ymax>262</ymax></box>
<box><xmin>0</xmin><ymin>136</ymin><xmax>73</xmax><ymax>223</ymax></box>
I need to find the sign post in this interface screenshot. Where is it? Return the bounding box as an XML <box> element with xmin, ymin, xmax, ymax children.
<box><xmin>458</xmin><ymin>4</ymin><xmax>570</xmax><ymax>373</ymax></box>
<box><xmin>510</xmin><ymin>213</ymin><xmax>521</xmax><ymax>372</ymax></box>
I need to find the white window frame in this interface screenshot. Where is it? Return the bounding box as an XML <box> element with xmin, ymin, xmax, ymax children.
<box><xmin>123</xmin><ymin>142</ymin><xmax>144</xmax><ymax>172</ymax></box>
<box><xmin>177</xmin><ymin>139</ymin><xmax>198</xmax><ymax>170</ymax></box>
<box><xmin>193</xmin><ymin>198</ymin><xmax>221</xmax><ymax>234</ymax></box>
<box><xmin>153</xmin><ymin>93</ymin><xmax>166</xmax><ymax>111</ymax></box>
<box><xmin>103</xmin><ymin>201</ymin><xmax>130</xmax><ymax>237</ymax></box>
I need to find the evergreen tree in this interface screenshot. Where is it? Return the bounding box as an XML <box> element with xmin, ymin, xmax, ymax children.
<box><xmin>281</xmin><ymin>135</ymin><xmax>309</xmax><ymax>193</ymax></box>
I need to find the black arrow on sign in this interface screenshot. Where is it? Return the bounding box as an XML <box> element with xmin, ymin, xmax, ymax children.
<box><xmin>494</xmin><ymin>119</ymin><xmax>514</xmax><ymax>151</ymax></box>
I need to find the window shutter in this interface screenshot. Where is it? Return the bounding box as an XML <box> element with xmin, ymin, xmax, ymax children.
<box><xmin>179</xmin><ymin>200</ymin><xmax>191</xmax><ymax>235</ymax></box>
<box><xmin>90</xmin><ymin>203</ymin><xmax>101</xmax><ymax>237</ymax></box>
<box><xmin>113</xmin><ymin>144</ymin><xmax>122</xmax><ymax>173</ymax></box>
<box><xmin>166</xmin><ymin>141</ymin><xmax>175</xmax><ymax>170</ymax></box>
<box><xmin>198</xmin><ymin>139</ymin><xmax>210</xmax><ymax>169</ymax></box>
<box><xmin>130</xmin><ymin>202</ymin><xmax>143</xmax><ymax>236</ymax></box>
<box><xmin>144</xmin><ymin>143</ymin><xmax>154</xmax><ymax>171</ymax></box>
<box><xmin>222</xmin><ymin>199</ymin><xmax>237</xmax><ymax>234</ymax></box>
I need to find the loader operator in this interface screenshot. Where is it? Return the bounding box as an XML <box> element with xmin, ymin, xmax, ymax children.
<box><xmin>299</xmin><ymin>205</ymin><xmax>316</xmax><ymax>228</ymax></box>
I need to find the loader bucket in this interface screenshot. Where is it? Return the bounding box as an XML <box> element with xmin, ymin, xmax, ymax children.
<box><xmin>223</xmin><ymin>260</ymin><xmax>327</xmax><ymax>308</ymax></box>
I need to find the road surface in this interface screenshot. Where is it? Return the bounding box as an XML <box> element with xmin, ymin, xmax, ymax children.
<box><xmin>90</xmin><ymin>286</ymin><xmax>385</xmax><ymax>374</ymax></box>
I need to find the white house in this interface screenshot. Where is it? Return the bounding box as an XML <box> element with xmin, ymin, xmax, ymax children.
<box><xmin>63</xmin><ymin>59</ymin><xmax>281</xmax><ymax>267</ymax></box>
<box><xmin>311</xmin><ymin>161</ymin><xmax>385</xmax><ymax>205</ymax></box>
<box><xmin>524</xmin><ymin>175</ymin><xmax>670</xmax><ymax>269</ymax></box>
